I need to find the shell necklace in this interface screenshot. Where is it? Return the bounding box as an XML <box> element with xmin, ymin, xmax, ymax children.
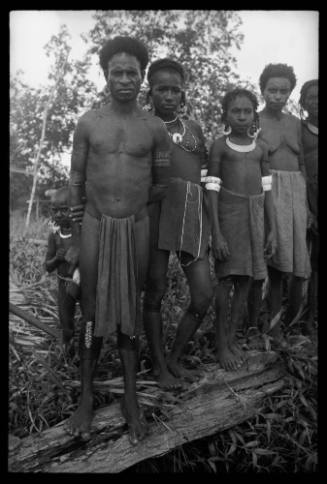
<box><xmin>226</xmin><ymin>136</ymin><xmax>256</xmax><ymax>153</ymax></box>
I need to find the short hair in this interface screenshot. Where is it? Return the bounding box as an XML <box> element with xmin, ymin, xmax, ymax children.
<box><xmin>221</xmin><ymin>88</ymin><xmax>259</xmax><ymax>124</ymax></box>
<box><xmin>259</xmin><ymin>63</ymin><xmax>297</xmax><ymax>93</ymax></box>
<box><xmin>299</xmin><ymin>79</ymin><xmax>318</xmax><ymax>107</ymax></box>
<box><xmin>147</xmin><ymin>58</ymin><xmax>185</xmax><ymax>86</ymax></box>
<box><xmin>99</xmin><ymin>36</ymin><xmax>149</xmax><ymax>77</ymax></box>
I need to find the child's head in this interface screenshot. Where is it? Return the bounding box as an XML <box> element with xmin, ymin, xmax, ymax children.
<box><xmin>259</xmin><ymin>63</ymin><xmax>296</xmax><ymax>112</ymax></box>
<box><xmin>221</xmin><ymin>88</ymin><xmax>259</xmax><ymax>136</ymax></box>
<box><xmin>299</xmin><ymin>79</ymin><xmax>318</xmax><ymax>120</ymax></box>
<box><xmin>45</xmin><ymin>187</ymin><xmax>70</xmax><ymax>228</ymax></box>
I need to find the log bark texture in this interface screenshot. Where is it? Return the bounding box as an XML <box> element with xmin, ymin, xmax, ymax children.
<box><xmin>8</xmin><ymin>350</ymin><xmax>286</xmax><ymax>473</ymax></box>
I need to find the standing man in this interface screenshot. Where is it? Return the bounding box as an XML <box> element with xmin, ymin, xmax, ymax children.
<box><xmin>143</xmin><ymin>59</ymin><xmax>213</xmax><ymax>388</ymax></box>
<box><xmin>65</xmin><ymin>37</ymin><xmax>171</xmax><ymax>445</ymax></box>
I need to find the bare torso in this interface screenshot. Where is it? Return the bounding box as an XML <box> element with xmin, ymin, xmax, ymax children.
<box><xmin>168</xmin><ymin>120</ymin><xmax>206</xmax><ymax>184</ymax></box>
<box><xmin>213</xmin><ymin>138</ymin><xmax>266</xmax><ymax>196</ymax></box>
<box><xmin>259</xmin><ymin>111</ymin><xmax>301</xmax><ymax>171</ymax></box>
<box><xmin>82</xmin><ymin>107</ymin><xmax>157</xmax><ymax>218</ymax></box>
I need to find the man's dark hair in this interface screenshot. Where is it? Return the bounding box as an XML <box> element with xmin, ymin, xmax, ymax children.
<box><xmin>221</xmin><ymin>88</ymin><xmax>259</xmax><ymax>124</ymax></box>
<box><xmin>147</xmin><ymin>58</ymin><xmax>185</xmax><ymax>86</ymax></box>
<box><xmin>259</xmin><ymin>63</ymin><xmax>297</xmax><ymax>93</ymax></box>
<box><xmin>299</xmin><ymin>79</ymin><xmax>318</xmax><ymax>107</ymax></box>
<box><xmin>99</xmin><ymin>36</ymin><xmax>149</xmax><ymax>78</ymax></box>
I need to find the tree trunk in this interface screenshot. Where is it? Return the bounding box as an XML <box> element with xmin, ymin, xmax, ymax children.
<box><xmin>24</xmin><ymin>55</ymin><xmax>68</xmax><ymax>233</ymax></box>
<box><xmin>8</xmin><ymin>350</ymin><xmax>286</xmax><ymax>473</ymax></box>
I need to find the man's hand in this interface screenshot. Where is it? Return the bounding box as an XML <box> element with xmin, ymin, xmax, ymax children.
<box><xmin>212</xmin><ymin>233</ymin><xmax>230</xmax><ymax>261</ymax></box>
<box><xmin>264</xmin><ymin>231</ymin><xmax>276</xmax><ymax>259</ymax></box>
<box><xmin>55</xmin><ymin>248</ymin><xmax>66</xmax><ymax>261</ymax></box>
<box><xmin>69</xmin><ymin>204</ymin><xmax>85</xmax><ymax>224</ymax></box>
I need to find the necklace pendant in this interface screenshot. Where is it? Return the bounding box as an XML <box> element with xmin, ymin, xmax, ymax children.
<box><xmin>172</xmin><ymin>132</ymin><xmax>183</xmax><ymax>144</ymax></box>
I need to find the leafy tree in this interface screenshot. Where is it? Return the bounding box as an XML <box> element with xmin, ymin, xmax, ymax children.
<box><xmin>84</xmin><ymin>10</ymin><xmax>249</xmax><ymax>142</ymax></box>
<box><xmin>10</xmin><ymin>25</ymin><xmax>98</xmax><ymax>214</ymax></box>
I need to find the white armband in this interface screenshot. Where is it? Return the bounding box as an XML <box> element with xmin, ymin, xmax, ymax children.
<box><xmin>205</xmin><ymin>176</ymin><xmax>222</xmax><ymax>185</ymax></box>
<box><xmin>262</xmin><ymin>175</ymin><xmax>272</xmax><ymax>191</ymax></box>
<box><xmin>201</xmin><ymin>168</ymin><xmax>208</xmax><ymax>183</ymax></box>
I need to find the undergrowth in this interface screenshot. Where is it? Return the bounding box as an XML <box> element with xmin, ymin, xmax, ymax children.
<box><xmin>9</xmin><ymin>212</ymin><xmax>318</xmax><ymax>472</ymax></box>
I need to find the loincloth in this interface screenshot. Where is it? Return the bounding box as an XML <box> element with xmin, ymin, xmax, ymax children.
<box><xmin>215</xmin><ymin>187</ymin><xmax>267</xmax><ymax>280</ymax></box>
<box><xmin>93</xmin><ymin>210</ymin><xmax>145</xmax><ymax>338</ymax></box>
<box><xmin>268</xmin><ymin>170</ymin><xmax>311</xmax><ymax>278</ymax></box>
<box><xmin>158</xmin><ymin>177</ymin><xmax>210</xmax><ymax>260</ymax></box>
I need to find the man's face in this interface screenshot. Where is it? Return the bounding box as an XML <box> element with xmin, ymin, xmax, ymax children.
<box><xmin>150</xmin><ymin>70</ymin><xmax>183</xmax><ymax>116</ymax></box>
<box><xmin>262</xmin><ymin>77</ymin><xmax>292</xmax><ymax>112</ymax></box>
<box><xmin>107</xmin><ymin>52</ymin><xmax>142</xmax><ymax>102</ymax></box>
<box><xmin>303</xmin><ymin>84</ymin><xmax>318</xmax><ymax>119</ymax></box>
<box><xmin>226</xmin><ymin>95</ymin><xmax>254</xmax><ymax>135</ymax></box>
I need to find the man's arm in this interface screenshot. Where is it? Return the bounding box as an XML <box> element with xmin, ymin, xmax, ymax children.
<box><xmin>149</xmin><ymin>117</ymin><xmax>171</xmax><ymax>203</ymax></box>
<box><xmin>65</xmin><ymin>114</ymin><xmax>89</xmax><ymax>271</ymax></box>
<box><xmin>207</xmin><ymin>140</ymin><xmax>229</xmax><ymax>260</ymax></box>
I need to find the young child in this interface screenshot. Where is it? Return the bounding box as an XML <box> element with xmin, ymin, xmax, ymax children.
<box><xmin>258</xmin><ymin>63</ymin><xmax>311</xmax><ymax>338</ymax></box>
<box><xmin>207</xmin><ymin>88</ymin><xmax>275</xmax><ymax>371</ymax></box>
<box><xmin>299</xmin><ymin>79</ymin><xmax>318</xmax><ymax>333</ymax></box>
<box><xmin>44</xmin><ymin>186</ymin><xmax>80</xmax><ymax>350</ymax></box>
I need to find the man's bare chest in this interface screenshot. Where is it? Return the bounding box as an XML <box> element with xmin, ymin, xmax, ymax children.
<box><xmin>89</xmin><ymin>117</ymin><xmax>153</xmax><ymax>157</ymax></box>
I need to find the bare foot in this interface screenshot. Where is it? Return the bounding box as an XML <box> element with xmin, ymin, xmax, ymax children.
<box><xmin>157</xmin><ymin>369</ymin><xmax>183</xmax><ymax>390</ymax></box>
<box><xmin>121</xmin><ymin>397</ymin><xmax>148</xmax><ymax>446</ymax></box>
<box><xmin>167</xmin><ymin>359</ymin><xmax>201</xmax><ymax>382</ymax></box>
<box><xmin>215</xmin><ymin>346</ymin><xmax>242</xmax><ymax>371</ymax></box>
<box><xmin>65</xmin><ymin>396</ymin><xmax>93</xmax><ymax>441</ymax></box>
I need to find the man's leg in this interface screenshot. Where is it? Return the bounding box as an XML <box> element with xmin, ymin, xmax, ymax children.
<box><xmin>118</xmin><ymin>332</ymin><xmax>147</xmax><ymax>445</ymax></box>
<box><xmin>229</xmin><ymin>275</ymin><xmax>250</xmax><ymax>362</ymax></box>
<box><xmin>167</xmin><ymin>254</ymin><xmax>213</xmax><ymax>379</ymax></box>
<box><xmin>117</xmin><ymin>214</ymin><xmax>150</xmax><ymax>445</ymax></box>
<box><xmin>143</xmin><ymin>248</ymin><xmax>180</xmax><ymax>388</ymax></box>
<box><xmin>65</xmin><ymin>212</ymin><xmax>101</xmax><ymax>440</ymax></box>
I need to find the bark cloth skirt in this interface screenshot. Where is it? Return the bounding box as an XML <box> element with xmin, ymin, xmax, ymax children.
<box><xmin>158</xmin><ymin>177</ymin><xmax>210</xmax><ymax>261</ymax></box>
<box><xmin>91</xmin><ymin>209</ymin><xmax>148</xmax><ymax>339</ymax></box>
<box><xmin>215</xmin><ymin>187</ymin><xmax>267</xmax><ymax>281</ymax></box>
<box><xmin>268</xmin><ymin>170</ymin><xmax>311</xmax><ymax>278</ymax></box>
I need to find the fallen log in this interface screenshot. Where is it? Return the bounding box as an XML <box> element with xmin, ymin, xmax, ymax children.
<box><xmin>9</xmin><ymin>302</ymin><xmax>60</xmax><ymax>340</ymax></box>
<box><xmin>8</xmin><ymin>350</ymin><xmax>286</xmax><ymax>473</ymax></box>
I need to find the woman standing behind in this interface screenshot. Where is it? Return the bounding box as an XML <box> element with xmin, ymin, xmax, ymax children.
<box><xmin>258</xmin><ymin>63</ymin><xmax>311</xmax><ymax>339</ymax></box>
<box><xmin>299</xmin><ymin>79</ymin><xmax>318</xmax><ymax>333</ymax></box>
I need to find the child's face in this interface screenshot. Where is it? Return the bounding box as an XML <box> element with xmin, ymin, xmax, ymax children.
<box><xmin>51</xmin><ymin>203</ymin><xmax>70</xmax><ymax>227</ymax></box>
<box><xmin>303</xmin><ymin>85</ymin><xmax>318</xmax><ymax>119</ymax></box>
<box><xmin>226</xmin><ymin>96</ymin><xmax>254</xmax><ymax>135</ymax></box>
<box><xmin>262</xmin><ymin>77</ymin><xmax>292</xmax><ymax>112</ymax></box>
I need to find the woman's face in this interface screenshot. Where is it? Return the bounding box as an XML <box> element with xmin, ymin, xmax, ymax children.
<box><xmin>302</xmin><ymin>84</ymin><xmax>318</xmax><ymax>119</ymax></box>
<box><xmin>262</xmin><ymin>77</ymin><xmax>292</xmax><ymax>112</ymax></box>
<box><xmin>150</xmin><ymin>69</ymin><xmax>183</xmax><ymax>117</ymax></box>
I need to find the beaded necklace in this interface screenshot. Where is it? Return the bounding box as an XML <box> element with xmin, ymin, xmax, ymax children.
<box><xmin>164</xmin><ymin>117</ymin><xmax>198</xmax><ymax>153</ymax></box>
